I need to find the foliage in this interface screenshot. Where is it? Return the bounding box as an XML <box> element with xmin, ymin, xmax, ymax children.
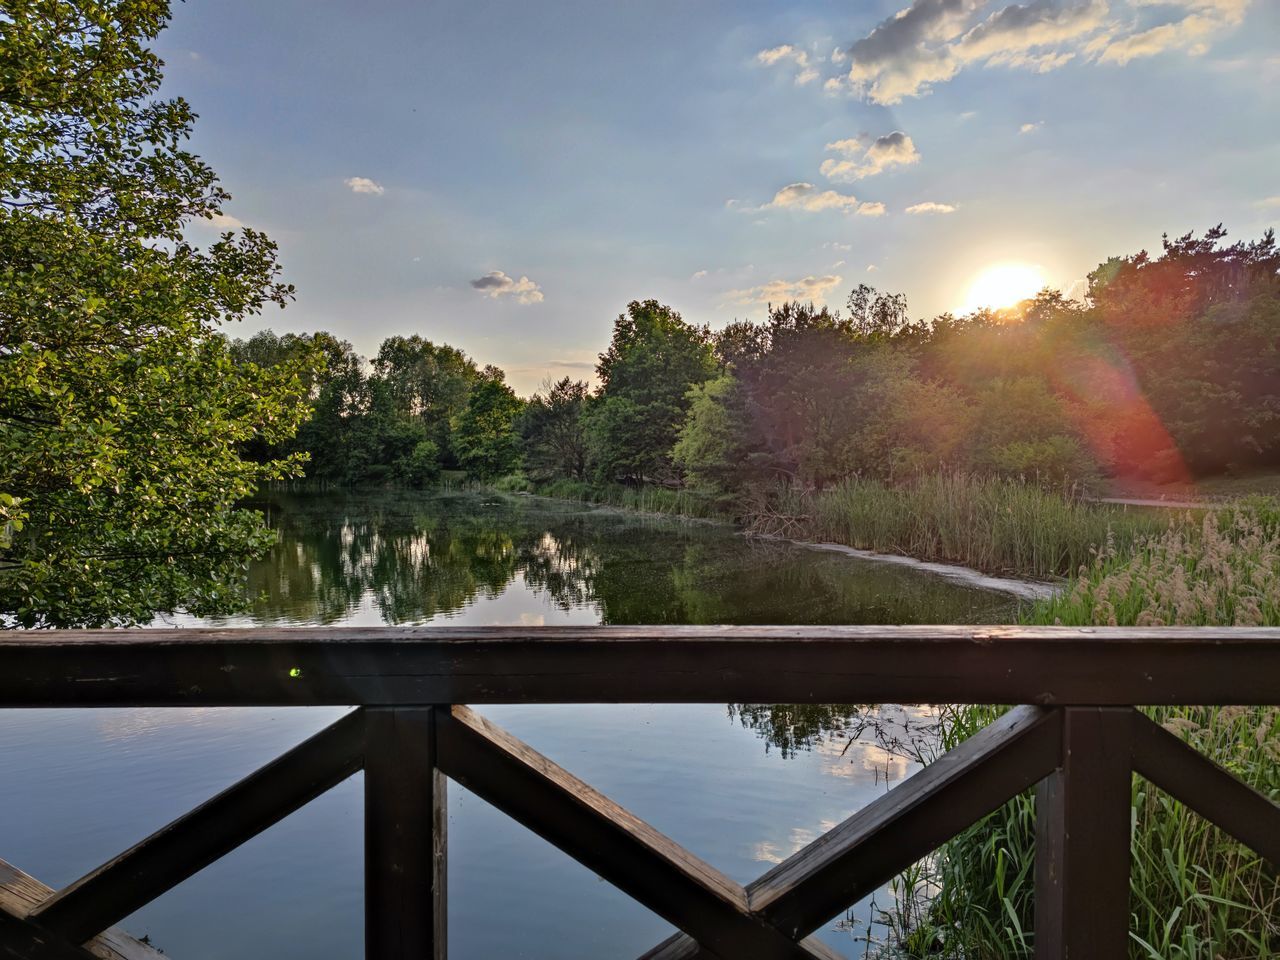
<box><xmin>454</xmin><ymin>366</ymin><xmax>523</xmax><ymax>481</ymax></box>
<box><xmin>584</xmin><ymin>299</ymin><xmax>716</xmax><ymax>484</ymax></box>
<box><xmin>0</xmin><ymin>0</ymin><xmax>313</xmax><ymax>626</ymax></box>
<box><xmin>902</xmin><ymin>505</ymin><xmax>1280</xmax><ymax>960</ymax></box>
<box><xmin>519</xmin><ymin>377</ymin><xmax>590</xmax><ymax>482</ymax></box>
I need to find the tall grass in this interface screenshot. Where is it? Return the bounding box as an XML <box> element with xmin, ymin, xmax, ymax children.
<box><xmin>752</xmin><ymin>473</ymin><xmax>1171</xmax><ymax>581</ymax></box>
<box><xmin>896</xmin><ymin>505</ymin><xmax>1280</xmax><ymax>960</ymax></box>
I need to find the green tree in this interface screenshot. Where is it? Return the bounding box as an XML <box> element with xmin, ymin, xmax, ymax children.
<box><xmin>373</xmin><ymin>335</ymin><xmax>477</xmax><ymax>464</ymax></box>
<box><xmin>673</xmin><ymin>375</ymin><xmax>758</xmax><ymax>495</ymax></box>
<box><xmin>0</xmin><ymin>1</ymin><xmax>313</xmax><ymax>626</ymax></box>
<box><xmin>586</xmin><ymin>300</ymin><xmax>716</xmax><ymax>483</ymax></box>
<box><xmin>455</xmin><ymin>366</ymin><xmax>523</xmax><ymax>481</ymax></box>
<box><xmin>520</xmin><ymin>377</ymin><xmax>590</xmax><ymax>481</ymax></box>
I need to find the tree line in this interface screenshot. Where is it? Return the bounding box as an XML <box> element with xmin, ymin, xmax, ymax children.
<box><xmin>234</xmin><ymin>225</ymin><xmax>1280</xmax><ymax>503</ymax></box>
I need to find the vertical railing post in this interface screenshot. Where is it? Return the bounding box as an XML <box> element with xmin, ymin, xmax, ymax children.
<box><xmin>365</xmin><ymin>706</ymin><xmax>447</xmax><ymax>959</ymax></box>
<box><xmin>1035</xmin><ymin>706</ymin><xmax>1134</xmax><ymax>959</ymax></box>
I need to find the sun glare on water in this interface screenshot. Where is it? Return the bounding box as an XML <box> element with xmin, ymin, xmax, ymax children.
<box><xmin>962</xmin><ymin>262</ymin><xmax>1048</xmax><ymax>313</ymax></box>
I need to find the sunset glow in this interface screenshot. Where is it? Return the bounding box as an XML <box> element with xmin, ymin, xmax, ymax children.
<box><xmin>962</xmin><ymin>262</ymin><xmax>1049</xmax><ymax>314</ymax></box>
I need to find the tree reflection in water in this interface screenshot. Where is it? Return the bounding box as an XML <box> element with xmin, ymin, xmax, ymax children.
<box><xmin>220</xmin><ymin>489</ymin><xmax>1011</xmax><ymax>756</ymax></box>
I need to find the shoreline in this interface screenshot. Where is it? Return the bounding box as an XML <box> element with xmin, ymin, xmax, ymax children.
<box><xmin>520</xmin><ymin>488</ymin><xmax>1061</xmax><ymax>601</ymax></box>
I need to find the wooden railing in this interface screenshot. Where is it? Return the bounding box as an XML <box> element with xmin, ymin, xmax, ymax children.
<box><xmin>1</xmin><ymin>626</ymin><xmax>1279</xmax><ymax>960</ymax></box>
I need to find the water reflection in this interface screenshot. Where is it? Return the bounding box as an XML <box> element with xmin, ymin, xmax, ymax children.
<box><xmin>203</xmin><ymin>489</ymin><xmax>1016</xmax><ymax>628</ymax></box>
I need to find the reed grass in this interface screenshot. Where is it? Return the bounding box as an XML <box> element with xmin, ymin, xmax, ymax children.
<box><xmin>890</xmin><ymin>504</ymin><xmax>1280</xmax><ymax>960</ymax></box>
<box><xmin>753</xmin><ymin>473</ymin><xmax>1172</xmax><ymax>581</ymax></box>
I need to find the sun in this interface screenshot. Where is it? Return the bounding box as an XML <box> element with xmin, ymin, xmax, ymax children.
<box><xmin>961</xmin><ymin>262</ymin><xmax>1048</xmax><ymax>314</ymax></box>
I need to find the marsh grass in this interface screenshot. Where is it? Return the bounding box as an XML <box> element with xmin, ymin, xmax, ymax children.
<box><xmin>885</xmin><ymin>504</ymin><xmax>1280</xmax><ymax>960</ymax></box>
<box><xmin>751</xmin><ymin>473</ymin><xmax>1172</xmax><ymax>581</ymax></box>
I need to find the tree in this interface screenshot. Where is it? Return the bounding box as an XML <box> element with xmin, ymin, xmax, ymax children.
<box><xmin>586</xmin><ymin>300</ymin><xmax>716</xmax><ymax>483</ymax></box>
<box><xmin>454</xmin><ymin>366</ymin><xmax>523</xmax><ymax>481</ymax></box>
<box><xmin>373</xmin><ymin>335</ymin><xmax>477</xmax><ymax>464</ymax></box>
<box><xmin>520</xmin><ymin>377</ymin><xmax>590</xmax><ymax>481</ymax></box>
<box><xmin>0</xmin><ymin>1</ymin><xmax>313</xmax><ymax>626</ymax></box>
<box><xmin>672</xmin><ymin>375</ymin><xmax>759</xmax><ymax>495</ymax></box>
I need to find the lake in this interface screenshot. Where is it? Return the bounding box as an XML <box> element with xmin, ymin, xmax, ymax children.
<box><xmin>0</xmin><ymin>490</ymin><xmax>1020</xmax><ymax>958</ymax></box>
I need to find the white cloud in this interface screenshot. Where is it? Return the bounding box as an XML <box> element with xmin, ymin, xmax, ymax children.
<box><xmin>208</xmin><ymin>211</ymin><xmax>245</xmax><ymax>229</ymax></box>
<box><xmin>345</xmin><ymin>176</ymin><xmax>385</xmax><ymax>195</ymax></box>
<box><xmin>825</xmin><ymin>241</ymin><xmax>853</xmax><ymax>251</ymax></box>
<box><xmin>906</xmin><ymin>201</ymin><xmax>958</xmax><ymax>214</ymax></box>
<box><xmin>725</xmin><ymin>274</ymin><xmax>845</xmax><ymax>305</ymax></box>
<box><xmin>766</xmin><ymin>182</ymin><xmax>863</xmax><ymax>214</ymax></box>
<box><xmin>470</xmin><ymin>270</ymin><xmax>544</xmax><ymax>304</ymax></box>
<box><xmin>756</xmin><ymin>44</ymin><xmax>819</xmax><ymax>84</ymax></box>
<box><xmin>691</xmin><ymin>269</ymin><xmax>709</xmax><ymax>280</ymax></box>
<box><xmin>955</xmin><ymin>0</ymin><xmax>1108</xmax><ymax>63</ymax></box>
<box><xmin>867</xmin><ymin>264</ymin><xmax>880</xmax><ymax>272</ymax></box>
<box><xmin>1257</xmin><ymin>196</ymin><xmax>1280</xmax><ymax>208</ymax></box>
<box><xmin>1020</xmin><ymin>120</ymin><xmax>1044</xmax><ymax>133</ymax></box>
<box><xmin>857</xmin><ymin>201</ymin><xmax>888</xmax><ymax>216</ymax></box>
<box><xmin>820</xmin><ymin>131</ymin><xmax>921</xmax><ymax>182</ymax></box>
<box><xmin>829</xmin><ymin>0</ymin><xmax>1247</xmax><ymax>103</ymax></box>
<box><xmin>824</xmin><ymin>137</ymin><xmax>864</xmax><ymax>155</ymax></box>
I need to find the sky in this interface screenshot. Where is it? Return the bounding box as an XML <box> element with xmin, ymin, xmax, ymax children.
<box><xmin>163</xmin><ymin>0</ymin><xmax>1280</xmax><ymax>395</ymax></box>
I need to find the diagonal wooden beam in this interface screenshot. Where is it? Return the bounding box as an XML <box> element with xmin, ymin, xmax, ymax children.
<box><xmin>0</xmin><ymin>857</ymin><xmax>163</xmax><ymax>960</ymax></box>
<box><xmin>638</xmin><ymin>705</ymin><xmax>1062</xmax><ymax>959</ymax></box>
<box><xmin>435</xmin><ymin>705</ymin><xmax>830</xmax><ymax>960</ymax></box>
<box><xmin>1131</xmin><ymin>709</ymin><xmax>1280</xmax><ymax>865</ymax></box>
<box><xmin>30</xmin><ymin>710</ymin><xmax>365</xmax><ymax>945</ymax></box>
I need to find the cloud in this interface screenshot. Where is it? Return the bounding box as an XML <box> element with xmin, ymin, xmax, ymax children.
<box><xmin>208</xmin><ymin>211</ymin><xmax>245</xmax><ymax>229</ymax></box>
<box><xmin>824</xmin><ymin>137</ymin><xmax>864</xmax><ymax>155</ymax></box>
<box><xmin>757</xmin><ymin>44</ymin><xmax>819</xmax><ymax>84</ymax></box>
<box><xmin>842</xmin><ymin>0</ymin><xmax>975</xmax><ymax>103</ymax></box>
<box><xmin>857</xmin><ymin>201</ymin><xmax>888</xmax><ymax>216</ymax></box>
<box><xmin>1257</xmin><ymin>196</ymin><xmax>1280</xmax><ymax>208</ymax></box>
<box><xmin>345</xmin><ymin>176</ymin><xmax>385</xmax><ymax>195</ymax></box>
<box><xmin>955</xmin><ymin>0</ymin><xmax>1108</xmax><ymax>63</ymax></box>
<box><xmin>725</xmin><ymin>274</ymin><xmax>845</xmax><ymax>305</ymax></box>
<box><xmin>470</xmin><ymin>270</ymin><xmax>544</xmax><ymax>304</ymax></box>
<box><xmin>825</xmin><ymin>241</ymin><xmax>853</xmax><ymax>251</ymax></box>
<box><xmin>1093</xmin><ymin>1</ymin><xmax>1243</xmax><ymax>65</ymax></box>
<box><xmin>830</xmin><ymin>0</ymin><xmax>1246</xmax><ymax>103</ymax></box>
<box><xmin>1020</xmin><ymin>120</ymin><xmax>1044</xmax><ymax>132</ymax></box>
<box><xmin>867</xmin><ymin>264</ymin><xmax>880</xmax><ymax>272</ymax></box>
<box><xmin>691</xmin><ymin>269</ymin><xmax>709</xmax><ymax>280</ymax></box>
<box><xmin>906</xmin><ymin>201</ymin><xmax>958</xmax><ymax>213</ymax></box>
<box><xmin>820</xmin><ymin>131</ymin><xmax>921</xmax><ymax>182</ymax></box>
<box><xmin>765</xmin><ymin>182</ymin><xmax>863</xmax><ymax>214</ymax></box>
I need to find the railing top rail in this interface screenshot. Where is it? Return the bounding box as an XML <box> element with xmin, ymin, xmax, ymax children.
<box><xmin>3</xmin><ymin>625</ymin><xmax>1279</xmax><ymax>707</ymax></box>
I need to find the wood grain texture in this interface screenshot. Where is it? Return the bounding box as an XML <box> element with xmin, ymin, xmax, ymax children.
<box><xmin>0</xmin><ymin>860</ymin><xmax>164</xmax><ymax>960</ymax></box>
<box><xmin>365</xmin><ymin>708</ymin><xmax>446</xmax><ymax>960</ymax></box>
<box><xmin>3</xmin><ymin>626</ymin><xmax>1279</xmax><ymax>706</ymax></box>
<box><xmin>1035</xmin><ymin>708</ymin><xmax>1135</xmax><ymax>960</ymax></box>
<box><xmin>436</xmin><ymin>705</ymin><xmax>829</xmax><ymax>959</ymax></box>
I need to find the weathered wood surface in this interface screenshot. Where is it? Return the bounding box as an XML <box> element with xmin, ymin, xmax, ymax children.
<box><xmin>1035</xmin><ymin>708</ymin><xmax>1135</xmax><ymax>960</ymax></box>
<box><xmin>0</xmin><ymin>860</ymin><xmax>164</xmax><ymax>960</ymax></box>
<box><xmin>436</xmin><ymin>705</ymin><xmax>833</xmax><ymax>959</ymax></box>
<box><xmin>3</xmin><ymin>626</ymin><xmax>1280</xmax><ymax>706</ymax></box>
<box><xmin>365</xmin><ymin>708</ymin><xmax>446</xmax><ymax>960</ymax></box>
<box><xmin>32</xmin><ymin>711</ymin><xmax>364</xmax><ymax>944</ymax></box>
<box><xmin>637</xmin><ymin>706</ymin><xmax>1062</xmax><ymax>959</ymax></box>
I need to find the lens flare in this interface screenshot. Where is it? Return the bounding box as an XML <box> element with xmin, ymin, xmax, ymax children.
<box><xmin>962</xmin><ymin>262</ymin><xmax>1048</xmax><ymax>313</ymax></box>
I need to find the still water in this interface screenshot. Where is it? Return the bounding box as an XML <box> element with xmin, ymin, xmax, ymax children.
<box><xmin>1</xmin><ymin>491</ymin><xmax>1019</xmax><ymax>958</ymax></box>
